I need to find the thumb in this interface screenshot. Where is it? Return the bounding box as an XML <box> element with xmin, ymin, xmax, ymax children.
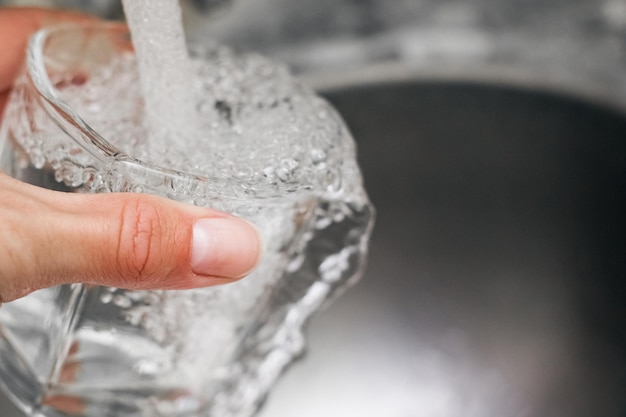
<box><xmin>0</xmin><ymin>175</ymin><xmax>262</xmax><ymax>302</ymax></box>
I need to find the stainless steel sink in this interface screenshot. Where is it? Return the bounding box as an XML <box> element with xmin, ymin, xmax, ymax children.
<box><xmin>256</xmin><ymin>81</ymin><xmax>626</xmax><ymax>417</ymax></box>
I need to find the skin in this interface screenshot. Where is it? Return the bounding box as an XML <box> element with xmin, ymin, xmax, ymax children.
<box><xmin>0</xmin><ymin>8</ymin><xmax>262</xmax><ymax>303</ymax></box>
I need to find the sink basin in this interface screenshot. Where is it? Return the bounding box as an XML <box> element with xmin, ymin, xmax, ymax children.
<box><xmin>1</xmin><ymin>81</ymin><xmax>625</xmax><ymax>416</ymax></box>
<box><xmin>258</xmin><ymin>81</ymin><xmax>626</xmax><ymax>417</ymax></box>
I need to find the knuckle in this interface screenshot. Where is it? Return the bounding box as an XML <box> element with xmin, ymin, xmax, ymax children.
<box><xmin>115</xmin><ymin>196</ymin><xmax>166</xmax><ymax>287</ymax></box>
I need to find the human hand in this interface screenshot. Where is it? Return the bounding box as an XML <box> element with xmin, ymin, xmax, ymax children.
<box><xmin>0</xmin><ymin>8</ymin><xmax>262</xmax><ymax>303</ymax></box>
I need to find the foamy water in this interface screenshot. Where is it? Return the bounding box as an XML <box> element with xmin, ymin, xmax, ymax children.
<box><xmin>121</xmin><ymin>0</ymin><xmax>201</xmax><ymax>139</ymax></box>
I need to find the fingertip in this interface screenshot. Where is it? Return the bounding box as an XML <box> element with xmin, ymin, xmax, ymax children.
<box><xmin>190</xmin><ymin>217</ymin><xmax>262</xmax><ymax>280</ymax></box>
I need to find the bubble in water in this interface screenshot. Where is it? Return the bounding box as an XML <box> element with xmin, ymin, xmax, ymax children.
<box><xmin>311</xmin><ymin>148</ymin><xmax>327</xmax><ymax>165</ymax></box>
<box><xmin>100</xmin><ymin>292</ymin><xmax>113</xmax><ymax>304</ymax></box>
<box><xmin>113</xmin><ymin>294</ymin><xmax>132</xmax><ymax>309</ymax></box>
<box><xmin>277</xmin><ymin>158</ymin><xmax>298</xmax><ymax>182</ymax></box>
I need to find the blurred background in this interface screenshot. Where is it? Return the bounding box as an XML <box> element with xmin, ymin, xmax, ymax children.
<box><xmin>0</xmin><ymin>1</ymin><xmax>625</xmax><ymax>416</ymax></box>
<box><xmin>1</xmin><ymin>0</ymin><xmax>626</xmax><ymax>106</ymax></box>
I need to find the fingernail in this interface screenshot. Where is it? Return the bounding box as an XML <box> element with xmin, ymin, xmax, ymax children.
<box><xmin>191</xmin><ymin>217</ymin><xmax>262</xmax><ymax>278</ymax></box>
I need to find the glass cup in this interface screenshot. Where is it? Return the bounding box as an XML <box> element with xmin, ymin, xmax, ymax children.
<box><xmin>0</xmin><ymin>23</ymin><xmax>374</xmax><ymax>417</ymax></box>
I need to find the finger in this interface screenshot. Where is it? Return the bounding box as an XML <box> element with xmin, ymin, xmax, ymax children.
<box><xmin>0</xmin><ymin>7</ymin><xmax>93</xmax><ymax>92</ymax></box>
<box><xmin>0</xmin><ymin>175</ymin><xmax>262</xmax><ymax>302</ymax></box>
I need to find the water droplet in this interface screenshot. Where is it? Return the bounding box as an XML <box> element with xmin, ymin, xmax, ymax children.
<box><xmin>310</xmin><ymin>149</ymin><xmax>327</xmax><ymax>165</ymax></box>
<box><xmin>315</xmin><ymin>217</ymin><xmax>333</xmax><ymax>230</ymax></box>
<box><xmin>31</xmin><ymin>153</ymin><xmax>45</xmax><ymax>169</ymax></box>
<box><xmin>263</xmin><ymin>166</ymin><xmax>274</xmax><ymax>177</ymax></box>
<box><xmin>113</xmin><ymin>294</ymin><xmax>132</xmax><ymax>309</ymax></box>
<box><xmin>276</xmin><ymin>168</ymin><xmax>290</xmax><ymax>182</ymax></box>
<box><xmin>333</xmin><ymin>211</ymin><xmax>345</xmax><ymax>223</ymax></box>
<box><xmin>100</xmin><ymin>292</ymin><xmax>113</xmax><ymax>304</ymax></box>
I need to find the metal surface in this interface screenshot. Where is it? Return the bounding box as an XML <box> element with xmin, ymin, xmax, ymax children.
<box><xmin>257</xmin><ymin>82</ymin><xmax>626</xmax><ymax>417</ymax></box>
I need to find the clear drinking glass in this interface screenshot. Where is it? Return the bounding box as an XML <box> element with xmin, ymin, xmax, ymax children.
<box><xmin>0</xmin><ymin>23</ymin><xmax>373</xmax><ymax>417</ymax></box>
